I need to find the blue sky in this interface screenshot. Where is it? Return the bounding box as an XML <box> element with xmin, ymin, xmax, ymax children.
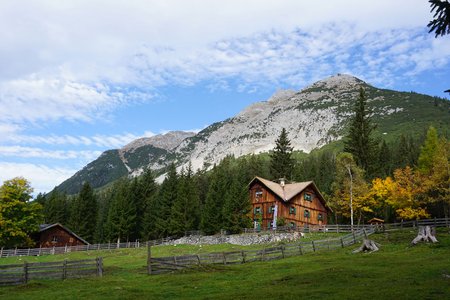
<box><xmin>0</xmin><ymin>0</ymin><xmax>449</xmax><ymax>194</ymax></box>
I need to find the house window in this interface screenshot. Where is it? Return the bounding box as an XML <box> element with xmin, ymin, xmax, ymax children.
<box><xmin>254</xmin><ymin>206</ymin><xmax>262</xmax><ymax>215</ymax></box>
<box><xmin>304</xmin><ymin>210</ymin><xmax>310</xmax><ymax>218</ymax></box>
<box><xmin>289</xmin><ymin>222</ymin><xmax>296</xmax><ymax>228</ymax></box>
<box><xmin>304</xmin><ymin>193</ymin><xmax>312</xmax><ymax>201</ymax></box>
<box><xmin>318</xmin><ymin>213</ymin><xmax>323</xmax><ymax>221</ymax></box>
<box><xmin>69</xmin><ymin>237</ymin><xmax>74</xmax><ymax>243</ymax></box>
<box><xmin>289</xmin><ymin>206</ymin><xmax>296</xmax><ymax>215</ymax></box>
<box><xmin>268</xmin><ymin>205</ymin><xmax>275</xmax><ymax>214</ymax></box>
<box><xmin>51</xmin><ymin>235</ymin><xmax>58</xmax><ymax>243</ymax></box>
<box><xmin>255</xmin><ymin>190</ymin><xmax>263</xmax><ymax>198</ymax></box>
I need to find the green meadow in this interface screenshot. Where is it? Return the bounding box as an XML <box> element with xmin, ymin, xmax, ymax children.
<box><xmin>1</xmin><ymin>230</ymin><xmax>449</xmax><ymax>300</ymax></box>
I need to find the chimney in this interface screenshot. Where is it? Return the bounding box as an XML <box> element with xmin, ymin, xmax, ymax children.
<box><xmin>279</xmin><ymin>178</ymin><xmax>286</xmax><ymax>187</ymax></box>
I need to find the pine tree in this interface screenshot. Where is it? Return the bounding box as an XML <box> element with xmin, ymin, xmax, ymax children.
<box><xmin>44</xmin><ymin>190</ymin><xmax>67</xmax><ymax>224</ymax></box>
<box><xmin>106</xmin><ymin>179</ymin><xmax>136</xmax><ymax>242</ymax></box>
<box><xmin>270</xmin><ymin>128</ymin><xmax>294</xmax><ymax>180</ymax></box>
<box><xmin>69</xmin><ymin>182</ymin><xmax>97</xmax><ymax>242</ymax></box>
<box><xmin>376</xmin><ymin>140</ymin><xmax>391</xmax><ymax>177</ymax></box>
<box><xmin>154</xmin><ymin>164</ymin><xmax>178</xmax><ymax>237</ymax></box>
<box><xmin>140</xmin><ymin>169</ymin><xmax>159</xmax><ymax>240</ymax></box>
<box><xmin>222</xmin><ymin>163</ymin><xmax>252</xmax><ymax>233</ymax></box>
<box><xmin>170</xmin><ymin>165</ymin><xmax>200</xmax><ymax>236</ymax></box>
<box><xmin>344</xmin><ymin>88</ymin><xmax>377</xmax><ymax>177</ymax></box>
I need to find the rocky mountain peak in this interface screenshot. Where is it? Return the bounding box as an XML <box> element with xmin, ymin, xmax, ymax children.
<box><xmin>305</xmin><ymin>73</ymin><xmax>365</xmax><ymax>91</ymax></box>
<box><xmin>121</xmin><ymin>130</ymin><xmax>196</xmax><ymax>152</ymax></box>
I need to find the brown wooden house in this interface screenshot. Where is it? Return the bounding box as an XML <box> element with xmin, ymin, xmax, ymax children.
<box><xmin>36</xmin><ymin>223</ymin><xmax>89</xmax><ymax>248</ymax></box>
<box><xmin>248</xmin><ymin>176</ymin><xmax>331</xmax><ymax>230</ymax></box>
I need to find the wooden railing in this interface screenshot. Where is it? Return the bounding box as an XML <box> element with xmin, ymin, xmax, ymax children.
<box><xmin>0</xmin><ymin>237</ymin><xmax>173</xmax><ymax>258</ymax></box>
<box><xmin>147</xmin><ymin>227</ymin><xmax>375</xmax><ymax>275</ymax></box>
<box><xmin>0</xmin><ymin>257</ymin><xmax>103</xmax><ymax>286</ymax></box>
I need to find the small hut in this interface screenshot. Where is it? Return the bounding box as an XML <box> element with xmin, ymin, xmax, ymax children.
<box><xmin>36</xmin><ymin>223</ymin><xmax>89</xmax><ymax>247</ymax></box>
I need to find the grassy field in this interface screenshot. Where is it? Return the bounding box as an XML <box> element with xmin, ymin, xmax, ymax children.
<box><xmin>1</xmin><ymin>229</ymin><xmax>449</xmax><ymax>299</ymax></box>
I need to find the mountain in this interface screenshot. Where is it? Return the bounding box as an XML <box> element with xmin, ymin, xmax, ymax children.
<box><xmin>56</xmin><ymin>74</ymin><xmax>450</xmax><ymax>194</ymax></box>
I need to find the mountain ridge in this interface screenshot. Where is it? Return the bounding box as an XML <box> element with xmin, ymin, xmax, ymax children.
<box><xmin>55</xmin><ymin>74</ymin><xmax>450</xmax><ymax>194</ymax></box>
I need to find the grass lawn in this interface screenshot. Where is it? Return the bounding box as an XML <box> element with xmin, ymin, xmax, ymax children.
<box><xmin>1</xmin><ymin>229</ymin><xmax>449</xmax><ymax>299</ymax></box>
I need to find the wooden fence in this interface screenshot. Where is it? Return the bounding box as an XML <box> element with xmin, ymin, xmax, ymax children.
<box><xmin>147</xmin><ymin>227</ymin><xmax>375</xmax><ymax>275</ymax></box>
<box><xmin>0</xmin><ymin>237</ymin><xmax>172</xmax><ymax>258</ymax></box>
<box><xmin>0</xmin><ymin>257</ymin><xmax>103</xmax><ymax>286</ymax></box>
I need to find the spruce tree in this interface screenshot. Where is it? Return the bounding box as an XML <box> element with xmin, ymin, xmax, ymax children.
<box><xmin>140</xmin><ymin>169</ymin><xmax>159</xmax><ymax>240</ymax></box>
<box><xmin>106</xmin><ymin>179</ymin><xmax>137</xmax><ymax>242</ymax></box>
<box><xmin>344</xmin><ymin>88</ymin><xmax>377</xmax><ymax>177</ymax></box>
<box><xmin>170</xmin><ymin>165</ymin><xmax>200</xmax><ymax>236</ymax></box>
<box><xmin>376</xmin><ymin>140</ymin><xmax>391</xmax><ymax>177</ymax></box>
<box><xmin>270</xmin><ymin>128</ymin><xmax>294</xmax><ymax>180</ymax></box>
<box><xmin>154</xmin><ymin>164</ymin><xmax>178</xmax><ymax>237</ymax></box>
<box><xmin>69</xmin><ymin>182</ymin><xmax>97</xmax><ymax>242</ymax></box>
<box><xmin>44</xmin><ymin>190</ymin><xmax>67</xmax><ymax>224</ymax></box>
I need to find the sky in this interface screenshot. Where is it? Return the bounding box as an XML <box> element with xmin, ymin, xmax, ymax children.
<box><xmin>0</xmin><ymin>0</ymin><xmax>449</xmax><ymax>195</ymax></box>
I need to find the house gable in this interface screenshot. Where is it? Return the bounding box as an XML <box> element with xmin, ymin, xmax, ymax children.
<box><xmin>37</xmin><ymin>223</ymin><xmax>89</xmax><ymax>247</ymax></box>
<box><xmin>248</xmin><ymin>176</ymin><xmax>330</xmax><ymax>229</ymax></box>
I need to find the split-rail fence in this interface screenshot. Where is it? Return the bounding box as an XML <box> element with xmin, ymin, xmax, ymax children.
<box><xmin>147</xmin><ymin>227</ymin><xmax>375</xmax><ymax>275</ymax></box>
<box><xmin>0</xmin><ymin>257</ymin><xmax>103</xmax><ymax>286</ymax></box>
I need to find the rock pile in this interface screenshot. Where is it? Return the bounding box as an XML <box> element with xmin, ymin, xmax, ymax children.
<box><xmin>164</xmin><ymin>232</ymin><xmax>303</xmax><ymax>246</ymax></box>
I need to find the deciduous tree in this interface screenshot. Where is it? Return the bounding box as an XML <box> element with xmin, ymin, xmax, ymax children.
<box><xmin>0</xmin><ymin>177</ymin><xmax>43</xmax><ymax>247</ymax></box>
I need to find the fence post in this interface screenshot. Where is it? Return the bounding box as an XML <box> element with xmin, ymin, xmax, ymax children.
<box><xmin>197</xmin><ymin>254</ymin><xmax>201</xmax><ymax>265</ymax></box>
<box><xmin>147</xmin><ymin>242</ymin><xmax>152</xmax><ymax>275</ymax></box>
<box><xmin>39</xmin><ymin>246</ymin><xmax>42</xmax><ymax>256</ymax></box>
<box><xmin>241</xmin><ymin>251</ymin><xmax>246</xmax><ymax>263</ymax></box>
<box><xmin>363</xmin><ymin>228</ymin><xmax>368</xmax><ymax>239</ymax></box>
<box><xmin>14</xmin><ymin>247</ymin><xmax>17</xmax><ymax>256</ymax></box>
<box><xmin>298</xmin><ymin>243</ymin><xmax>303</xmax><ymax>255</ymax></box>
<box><xmin>96</xmin><ymin>257</ymin><xmax>103</xmax><ymax>277</ymax></box>
<box><xmin>281</xmin><ymin>245</ymin><xmax>285</xmax><ymax>259</ymax></box>
<box><xmin>23</xmin><ymin>262</ymin><xmax>29</xmax><ymax>284</ymax></box>
<box><xmin>312</xmin><ymin>241</ymin><xmax>316</xmax><ymax>252</ymax></box>
<box><xmin>223</xmin><ymin>252</ymin><xmax>227</xmax><ymax>265</ymax></box>
<box><xmin>63</xmin><ymin>259</ymin><xmax>67</xmax><ymax>279</ymax></box>
<box><xmin>262</xmin><ymin>248</ymin><xmax>266</xmax><ymax>261</ymax></box>
<box><xmin>337</xmin><ymin>224</ymin><xmax>339</xmax><ymax>233</ymax></box>
<box><xmin>340</xmin><ymin>237</ymin><xmax>344</xmax><ymax>248</ymax></box>
<box><xmin>352</xmin><ymin>231</ymin><xmax>356</xmax><ymax>244</ymax></box>
<box><xmin>0</xmin><ymin>247</ymin><xmax>3</xmax><ymax>258</ymax></box>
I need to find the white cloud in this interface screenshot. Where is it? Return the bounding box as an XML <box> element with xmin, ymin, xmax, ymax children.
<box><xmin>0</xmin><ymin>146</ymin><xmax>101</xmax><ymax>161</ymax></box>
<box><xmin>0</xmin><ymin>162</ymin><xmax>76</xmax><ymax>195</ymax></box>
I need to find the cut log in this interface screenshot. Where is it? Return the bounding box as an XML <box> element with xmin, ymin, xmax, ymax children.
<box><xmin>352</xmin><ymin>239</ymin><xmax>380</xmax><ymax>253</ymax></box>
<box><xmin>411</xmin><ymin>226</ymin><xmax>438</xmax><ymax>245</ymax></box>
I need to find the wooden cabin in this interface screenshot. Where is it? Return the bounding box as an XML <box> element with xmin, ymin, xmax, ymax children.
<box><xmin>248</xmin><ymin>176</ymin><xmax>331</xmax><ymax>230</ymax></box>
<box><xmin>36</xmin><ymin>223</ymin><xmax>89</xmax><ymax>247</ymax></box>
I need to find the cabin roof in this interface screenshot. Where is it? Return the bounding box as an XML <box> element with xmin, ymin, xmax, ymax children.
<box><xmin>39</xmin><ymin>223</ymin><xmax>89</xmax><ymax>245</ymax></box>
<box><xmin>249</xmin><ymin>176</ymin><xmax>331</xmax><ymax>211</ymax></box>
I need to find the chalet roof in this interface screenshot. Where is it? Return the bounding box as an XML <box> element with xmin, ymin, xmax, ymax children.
<box><xmin>249</xmin><ymin>176</ymin><xmax>331</xmax><ymax>211</ymax></box>
<box><xmin>252</xmin><ymin>176</ymin><xmax>312</xmax><ymax>202</ymax></box>
<box><xmin>39</xmin><ymin>223</ymin><xmax>89</xmax><ymax>245</ymax></box>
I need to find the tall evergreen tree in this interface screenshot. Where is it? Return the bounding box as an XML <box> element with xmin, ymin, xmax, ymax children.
<box><xmin>140</xmin><ymin>169</ymin><xmax>159</xmax><ymax>240</ymax></box>
<box><xmin>44</xmin><ymin>190</ymin><xmax>67</xmax><ymax>224</ymax></box>
<box><xmin>270</xmin><ymin>128</ymin><xmax>294</xmax><ymax>180</ymax></box>
<box><xmin>170</xmin><ymin>165</ymin><xmax>200</xmax><ymax>236</ymax></box>
<box><xmin>106</xmin><ymin>179</ymin><xmax>136</xmax><ymax>242</ymax></box>
<box><xmin>154</xmin><ymin>164</ymin><xmax>178</xmax><ymax>237</ymax></box>
<box><xmin>376</xmin><ymin>140</ymin><xmax>392</xmax><ymax>178</ymax></box>
<box><xmin>69</xmin><ymin>182</ymin><xmax>97</xmax><ymax>242</ymax></box>
<box><xmin>344</xmin><ymin>88</ymin><xmax>377</xmax><ymax>177</ymax></box>
<box><xmin>222</xmin><ymin>163</ymin><xmax>252</xmax><ymax>233</ymax></box>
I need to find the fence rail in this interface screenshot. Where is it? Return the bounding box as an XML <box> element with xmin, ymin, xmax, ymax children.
<box><xmin>0</xmin><ymin>237</ymin><xmax>172</xmax><ymax>259</ymax></box>
<box><xmin>147</xmin><ymin>227</ymin><xmax>374</xmax><ymax>275</ymax></box>
<box><xmin>0</xmin><ymin>257</ymin><xmax>103</xmax><ymax>286</ymax></box>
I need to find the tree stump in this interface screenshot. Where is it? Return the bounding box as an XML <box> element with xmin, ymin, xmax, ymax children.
<box><xmin>411</xmin><ymin>226</ymin><xmax>438</xmax><ymax>245</ymax></box>
<box><xmin>352</xmin><ymin>239</ymin><xmax>380</xmax><ymax>253</ymax></box>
